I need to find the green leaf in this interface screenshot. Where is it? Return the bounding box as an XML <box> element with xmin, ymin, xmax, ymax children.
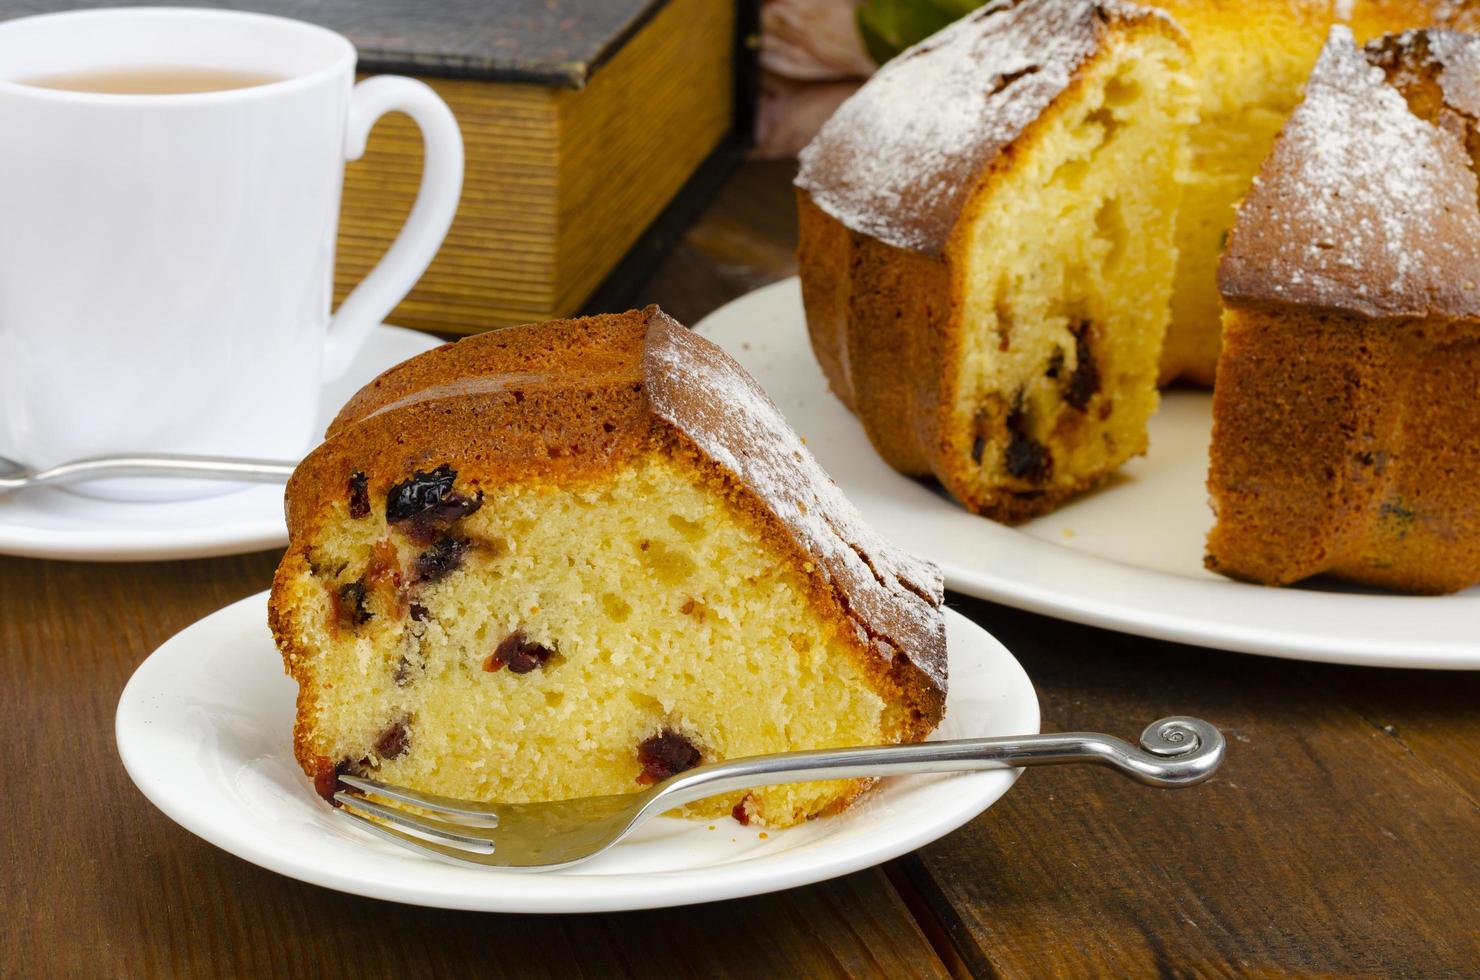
<box><xmin>856</xmin><ymin>0</ymin><xmax>969</xmax><ymax>64</ymax></box>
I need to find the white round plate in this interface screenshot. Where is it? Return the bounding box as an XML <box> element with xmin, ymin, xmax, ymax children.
<box><xmin>116</xmin><ymin>593</ymin><xmax>1037</xmax><ymax>912</ymax></box>
<box><xmin>695</xmin><ymin>279</ymin><xmax>1480</xmax><ymax>669</ymax></box>
<box><xmin>0</xmin><ymin>325</ymin><xmax>441</xmax><ymax>562</ymax></box>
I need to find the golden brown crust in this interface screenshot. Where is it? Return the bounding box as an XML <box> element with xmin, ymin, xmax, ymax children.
<box><xmin>273</xmin><ymin>307</ymin><xmax>948</xmax><ymax>777</ymax></box>
<box><xmin>1206</xmin><ymin>305</ymin><xmax>1480</xmax><ymax>593</ymax></box>
<box><xmin>797</xmin><ymin>189</ymin><xmax>952</xmax><ymax>478</ymax></box>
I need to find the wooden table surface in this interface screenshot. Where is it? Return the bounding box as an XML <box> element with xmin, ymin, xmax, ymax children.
<box><xmin>5</xmin><ymin>160</ymin><xmax>1478</xmax><ymax>978</ymax></box>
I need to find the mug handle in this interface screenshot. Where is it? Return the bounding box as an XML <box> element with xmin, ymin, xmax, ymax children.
<box><xmin>323</xmin><ymin>76</ymin><xmax>464</xmax><ymax>380</ymax></box>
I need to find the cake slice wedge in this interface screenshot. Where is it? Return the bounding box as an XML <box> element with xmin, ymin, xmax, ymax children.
<box><xmin>1207</xmin><ymin>28</ymin><xmax>1480</xmax><ymax>594</ymax></box>
<box><xmin>796</xmin><ymin>0</ymin><xmax>1196</xmax><ymax>522</ymax></box>
<box><xmin>269</xmin><ymin>307</ymin><xmax>946</xmax><ymax>827</ymax></box>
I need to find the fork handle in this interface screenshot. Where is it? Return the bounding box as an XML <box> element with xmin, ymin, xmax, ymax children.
<box><xmin>2</xmin><ymin>453</ymin><xmax>296</xmax><ymax>491</ymax></box>
<box><xmin>653</xmin><ymin>717</ymin><xmax>1224</xmax><ymax>813</ymax></box>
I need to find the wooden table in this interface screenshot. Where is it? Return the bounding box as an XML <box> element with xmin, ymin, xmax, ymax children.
<box><xmin>5</xmin><ymin>160</ymin><xmax>1478</xmax><ymax>978</ymax></box>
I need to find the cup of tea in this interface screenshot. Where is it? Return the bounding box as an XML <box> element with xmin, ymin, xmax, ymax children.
<box><xmin>0</xmin><ymin>7</ymin><xmax>463</xmax><ymax>500</ymax></box>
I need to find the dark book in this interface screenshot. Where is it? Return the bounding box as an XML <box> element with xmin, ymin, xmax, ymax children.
<box><xmin>1</xmin><ymin>0</ymin><xmax>760</xmax><ymax>333</ymax></box>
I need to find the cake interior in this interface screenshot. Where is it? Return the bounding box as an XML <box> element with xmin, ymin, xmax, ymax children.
<box><xmin>1157</xmin><ymin>1</ymin><xmax>1331</xmax><ymax>384</ymax></box>
<box><xmin>951</xmin><ymin>29</ymin><xmax>1193</xmax><ymax>516</ymax></box>
<box><xmin>278</xmin><ymin>449</ymin><xmax>902</xmax><ymax>827</ymax></box>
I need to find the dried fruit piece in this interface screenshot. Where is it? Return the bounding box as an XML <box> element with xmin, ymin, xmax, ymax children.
<box><xmin>1063</xmin><ymin>320</ymin><xmax>1101</xmax><ymax>411</ymax></box>
<box><xmin>409</xmin><ymin>603</ymin><xmax>431</xmax><ymax>622</ymax></box>
<box><xmin>312</xmin><ymin>756</ymin><xmax>354</xmax><ymax>804</ymax></box>
<box><xmin>484</xmin><ymin>631</ymin><xmax>556</xmax><ymax>674</ymax></box>
<box><xmin>374</xmin><ymin>719</ymin><xmax>410</xmax><ymax>760</ymax></box>
<box><xmin>334</xmin><ymin>581</ymin><xmax>371</xmax><ymax>629</ymax></box>
<box><xmin>731</xmin><ymin>794</ymin><xmax>753</xmax><ymax>825</ymax></box>
<box><xmin>636</xmin><ymin>728</ymin><xmax>702</xmax><ymax>784</ymax></box>
<box><xmin>364</xmin><ymin>539</ymin><xmax>406</xmax><ymax>617</ymax></box>
<box><xmin>1005</xmin><ymin>402</ymin><xmax>1053</xmax><ymax>483</ymax></box>
<box><xmin>386</xmin><ymin>465</ymin><xmax>457</xmax><ymax>521</ymax></box>
<box><xmin>413</xmin><ymin>536</ymin><xmax>469</xmax><ymax>584</ymax></box>
<box><xmin>386</xmin><ymin>464</ymin><xmax>483</xmax><ymax>541</ymax></box>
<box><xmin>347</xmin><ymin>471</ymin><xmax>371</xmax><ymax>519</ymax></box>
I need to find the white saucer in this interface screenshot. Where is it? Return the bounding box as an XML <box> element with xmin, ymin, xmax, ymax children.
<box><xmin>0</xmin><ymin>325</ymin><xmax>442</xmax><ymax>562</ymax></box>
<box><xmin>695</xmin><ymin>279</ymin><xmax>1480</xmax><ymax>669</ymax></box>
<box><xmin>115</xmin><ymin>593</ymin><xmax>1038</xmax><ymax>913</ymax></box>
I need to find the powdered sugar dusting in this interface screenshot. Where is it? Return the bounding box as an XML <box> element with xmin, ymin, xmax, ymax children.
<box><xmin>795</xmin><ymin>0</ymin><xmax>1173</xmax><ymax>254</ymax></box>
<box><xmin>1220</xmin><ymin>27</ymin><xmax>1480</xmax><ymax>318</ymax></box>
<box><xmin>1427</xmin><ymin>29</ymin><xmax>1480</xmax><ymax>117</ymax></box>
<box><xmin>642</xmin><ymin>314</ymin><xmax>946</xmax><ymax>690</ymax></box>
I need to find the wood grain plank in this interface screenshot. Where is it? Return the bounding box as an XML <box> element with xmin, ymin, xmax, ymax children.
<box><xmin>0</xmin><ymin>553</ymin><xmax>947</xmax><ymax>978</ymax></box>
<box><xmin>904</xmin><ymin>595</ymin><xmax>1480</xmax><ymax>978</ymax></box>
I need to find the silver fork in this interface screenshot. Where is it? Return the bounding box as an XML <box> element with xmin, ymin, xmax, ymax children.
<box><xmin>334</xmin><ymin>716</ymin><xmax>1224</xmax><ymax>872</ymax></box>
<box><xmin>0</xmin><ymin>452</ymin><xmax>295</xmax><ymax>494</ymax></box>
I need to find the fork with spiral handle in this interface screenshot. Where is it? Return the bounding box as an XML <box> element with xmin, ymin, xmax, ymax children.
<box><xmin>334</xmin><ymin>716</ymin><xmax>1225</xmax><ymax>872</ymax></box>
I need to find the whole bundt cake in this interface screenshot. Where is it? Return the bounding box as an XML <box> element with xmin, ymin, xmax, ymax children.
<box><xmin>1206</xmin><ymin>27</ymin><xmax>1480</xmax><ymax>594</ymax></box>
<box><xmin>268</xmin><ymin>307</ymin><xmax>946</xmax><ymax>828</ymax></box>
<box><xmin>797</xmin><ymin>0</ymin><xmax>1197</xmax><ymax>523</ymax></box>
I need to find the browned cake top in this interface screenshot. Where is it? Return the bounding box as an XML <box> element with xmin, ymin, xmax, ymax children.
<box><xmin>793</xmin><ymin>0</ymin><xmax>1176</xmax><ymax>254</ymax></box>
<box><xmin>1220</xmin><ymin>26</ymin><xmax>1480</xmax><ymax>319</ymax></box>
<box><xmin>293</xmin><ymin>307</ymin><xmax>947</xmax><ymax>694</ymax></box>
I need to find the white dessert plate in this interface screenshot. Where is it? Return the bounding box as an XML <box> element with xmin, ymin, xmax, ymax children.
<box><xmin>0</xmin><ymin>324</ymin><xmax>442</xmax><ymax>562</ymax></box>
<box><xmin>116</xmin><ymin>593</ymin><xmax>1037</xmax><ymax>913</ymax></box>
<box><xmin>695</xmin><ymin>279</ymin><xmax>1480</xmax><ymax>669</ymax></box>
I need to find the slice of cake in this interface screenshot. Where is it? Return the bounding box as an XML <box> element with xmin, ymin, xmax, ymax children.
<box><xmin>1207</xmin><ymin>27</ymin><xmax>1480</xmax><ymax>594</ymax></box>
<box><xmin>1154</xmin><ymin>0</ymin><xmax>1477</xmax><ymax>386</ymax></box>
<box><xmin>796</xmin><ymin>0</ymin><xmax>1196</xmax><ymax>523</ymax></box>
<box><xmin>269</xmin><ymin>307</ymin><xmax>946</xmax><ymax>827</ymax></box>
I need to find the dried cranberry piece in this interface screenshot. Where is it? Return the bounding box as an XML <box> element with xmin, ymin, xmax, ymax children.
<box><xmin>636</xmin><ymin>729</ymin><xmax>702</xmax><ymax>785</ymax></box>
<box><xmin>374</xmin><ymin>720</ymin><xmax>410</xmax><ymax>760</ymax></box>
<box><xmin>731</xmin><ymin>796</ymin><xmax>752</xmax><ymax>826</ymax></box>
<box><xmin>413</xmin><ymin>536</ymin><xmax>469</xmax><ymax>583</ymax></box>
<box><xmin>486</xmin><ymin>631</ymin><xmax>556</xmax><ymax>674</ymax></box>
<box><xmin>386</xmin><ymin>466</ymin><xmax>483</xmax><ymax>540</ymax></box>
<box><xmin>409</xmin><ymin>603</ymin><xmax>431</xmax><ymax>622</ymax></box>
<box><xmin>347</xmin><ymin>471</ymin><xmax>371</xmax><ymax>519</ymax></box>
<box><xmin>335</xmin><ymin>581</ymin><xmax>372</xmax><ymax>628</ymax></box>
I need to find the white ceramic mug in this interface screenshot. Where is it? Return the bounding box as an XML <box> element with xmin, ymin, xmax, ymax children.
<box><xmin>0</xmin><ymin>7</ymin><xmax>463</xmax><ymax>500</ymax></box>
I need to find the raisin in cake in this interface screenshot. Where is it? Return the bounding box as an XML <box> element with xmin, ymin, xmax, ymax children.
<box><xmin>1154</xmin><ymin>0</ymin><xmax>1476</xmax><ymax>385</ymax></box>
<box><xmin>1207</xmin><ymin>27</ymin><xmax>1480</xmax><ymax>594</ymax></box>
<box><xmin>796</xmin><ymin>0</ymin><xmax>1196</xmax><ymax>522</ymax></box>
<box><xmin>269</xmin><ymin>307</ymin><xmax>946</xmax><ymax>827</ymax></box>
